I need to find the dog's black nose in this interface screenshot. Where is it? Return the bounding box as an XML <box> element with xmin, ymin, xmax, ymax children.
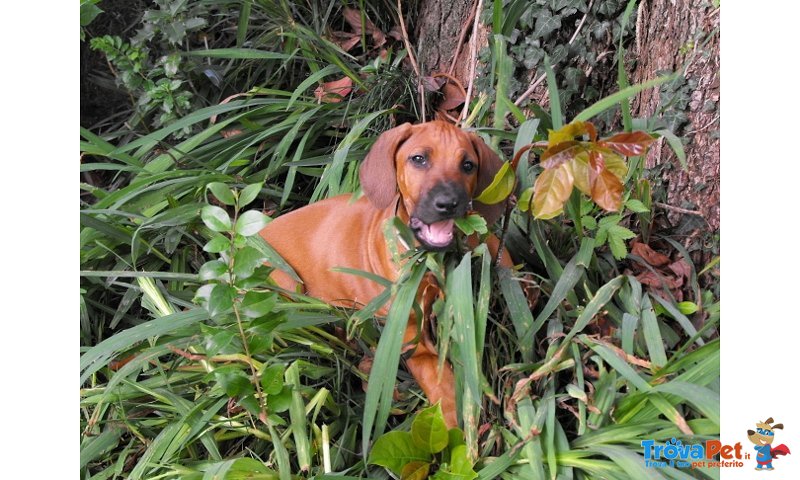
<box><xmin>434</xmin><ymin>194</ymin><xmax>459</xmax><ymax>214</ymax></box>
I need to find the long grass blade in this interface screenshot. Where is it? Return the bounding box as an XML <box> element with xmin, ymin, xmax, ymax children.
<box><xmin>574</xmin><ymin>75</ymin><xmax>676</xmax><ymax>122</ymax></box>
<box><xmin>361</xmin><ymin>258</ymin><xmax>427</xmax><ymax>458</ymax></box>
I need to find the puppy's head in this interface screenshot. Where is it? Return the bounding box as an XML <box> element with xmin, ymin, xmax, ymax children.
<box><xmin>359</xmin><ymin>121</ymin><xmax>505</xmax><ymax>250</ymax></box>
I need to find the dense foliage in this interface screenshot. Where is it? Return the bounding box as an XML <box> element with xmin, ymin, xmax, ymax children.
<box><xmin>80</xmin><ymin>1</ymin><xmax>720</xmax><ymax>479</ymax></box>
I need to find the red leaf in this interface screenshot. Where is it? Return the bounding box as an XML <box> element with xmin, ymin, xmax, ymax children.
<box><xmin>585</xmin><ymin>122</ymin><xmax>598</xmax><ymax>143</ymax></box>
<box><xmin>439</xmin><ymin>82</ymin><xmax>466</xmax><ymax>110</ymax></box>
<box><xmin>314</xmin><ymin>76</ymin><xmax>353</xmax><ymax>103</ymax></box>
<box><xmin>541</xmin><ymin>141</ymin><xmax>584</xmax><ymax>169</ymax></box>
<box><xmin>588</xmin><ymin>150</ymin><xmax>605</xmax><ymax>173</ymax></box>
<box><xmin>631</xmin><ymin>242</ymin><xmax>671</xmax><ymax>267</ymax></box>
<box><xmin>599</xmin><ymin>131</ymin><xmax>655</xmax><ymax>157</ymax></box>
<box><xmin>590</xmin><ymin>168</ymin><xmax>623</xmax><ymax>212</ymax></box>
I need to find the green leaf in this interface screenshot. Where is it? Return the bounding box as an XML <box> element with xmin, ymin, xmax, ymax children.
<box><xmin>80</xmin><ymin>427</ymin><xmax>121</xmax><ymax>469</ymax></box>
<box><xmin>641</xmin><ymin>295</ymin><xmax>668</xmax><ymax>368</ymax></box>
<box><xmin>203</xmin><ymin>234</ymin><xmax>230</xmax><ymax>253</ymax></box>
<box><xmin>607</xmin><ymin>225</ymin><xmax>636</xmax><ymax>259</ymax></box>
<box><xmin>566</xmin><ymin>383</ymin><xmax>588</xmax><ymax>403</ymax></box>
<box><xmin>625</xmin><ymin>199</ymin><xmax>650</xmax><ymax>213</ymax></box>
<box><xmin>241</xmin><ymin>291</ymin><xmax>277</xmax><ymax>318</ymax></box>
<box><xmin>199</xmin><ymin>260</ymin><xmax>228</xmax><ymax>281</ymax></box>
<box><xmin>454</xmin><ymin>214</ymin><xmax>488</xmax><ymax>236</ymax></box>
<box><xmin>261</xmin><ymin>364</ymin><xmax>286</xmax><ymax>395</ymax></box>
<box><xmin>401</xmin><ymin>461</ymin><xmax>431</xmax><ymax>480</ymax></box>
<box><xmin>517</xmin><ymin>186</ymin><xmax>534</xmax><ymax>212</ymax></box>
<box><xmin>544</xmin><ymin>55</ymin><xmax>562</xmax><ymax>130</ymax></box>
<box><xmin>656</xmin><ymin>128</ymin><xmax>688</xmax><ymax>171</ymax></box>
<box><xmin>432</xmin><ymin>445</ymin><xmax>478</xmax><ymax>480</ymax></box>
<box><xmin>362</xmin><ymin>262</ymin><xmax>427</xmax><ymax>455</ymax></box>
<box><xmin>368</xmin><ymin>431</ymin><xmax>432</xmax><ymax>475</ymax></box>
<box><xmin>80</xmin><ymin>0</ymin><xmax>103</xmax><ymax>27</ymax></box>
<box><xmin>233</xmin><ymin>246</ymin><xmax>265</xmax><ymax>279</ymax></box>
<box><xmin>267</xmin><ymin>385</ymin><xmax>292</xmax><ymax>413</ymax></box>
<box><xmin>677</xmin><ymin>301</ymin><xmax>699</xmax><ymax>315</ymax></box>
<box><xmin>411</xmin><ymin>404</ymin><xmax>449</xmax><ymax>454</ymax></box>
<box><xmin>448</xmin><ymin>428</ymin><xmax>466</xmax><ymax>450</ymax></box>
<box><xmin>238</xmin><ymin>183</ymin><xmax>262</xmax><ymax>207</ymax></box>
<box><xmin>207</xmin><ymin>182</ymin><xmax>235</xmax><ymax>206</ymax></box>
<box><xmin>474</xmin><ymin>161</ymin><xmax>514</xmax><ymax>205</ymax></box>
<box><xmin>207</xmin><ymin>284</ymin><xmax>235</xmax><ymax>317</ymax></box>
<box><xmin>581</xmin><ymin>215</ymin><xmax>597</xmax><ymax>230</ymax></box>
<box><xmin>574</xmin><ymin>74</ymin><xmax>677</xmax><ymax>122</ymax></box>
<box><xmin>213</xmin><ymin>366</ymin><xmax>252</xmax><ymax>397</ymax></box>
<box><xmin>205</xmin><ymin>329</ymin><xmax>235</xmax><ymax>357</ymax></box>
<box><xmin>235</xmin><ymin>210</ymin><xmax>269</xmax><ymax>237</ymax></box>
<box><xmin>201</xmin><ymin>205</ymin><xmax>232</xmax><ymax>232</ymax></box>
<box><xmin>182</xmin><ymin>48</ymin><xmax>292</xmax><ymax>60</ymax></box>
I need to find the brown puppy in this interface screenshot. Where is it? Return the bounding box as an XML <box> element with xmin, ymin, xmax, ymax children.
<box><xmin>259</xmin><ymin>121</ymin><xmax>511</xmax><ymax>427</ymax></box>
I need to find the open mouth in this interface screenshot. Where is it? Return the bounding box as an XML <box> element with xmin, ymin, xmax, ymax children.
<box><xmin>409</xmin><ymin>217</ymin><xmax>455</xmax><ymax>249</ymax></box>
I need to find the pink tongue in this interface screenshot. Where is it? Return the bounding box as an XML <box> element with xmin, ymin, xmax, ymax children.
<box><xmin>422</xmin><ymin>219</ymin><xmax>454</xmax><ymax>245</ymax></box>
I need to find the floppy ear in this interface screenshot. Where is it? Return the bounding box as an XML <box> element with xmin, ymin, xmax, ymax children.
<box><xmin>773</xmin><ymin>423</ymin><xmax>784</xmax><ymax>430</ymax></box>
<box><xmin>471</xmin><ymin>133</ymin><xmax>507</xmax><ymax>226</ymax></box>
<box><xmin>359</xmin><ymin>123</ymin><xmax>413</xmax><ymax>209</ymax></box>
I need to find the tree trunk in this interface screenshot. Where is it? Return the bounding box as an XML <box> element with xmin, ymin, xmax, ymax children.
<box><xmin>631</xmin><ymin>0</ymin><xmax>720</xmax><ymax>232</ymax></box>
<box><xmin>414</xmin><ymin>0</ymin><xmax>478</xmax><ymax>83</ymax></box>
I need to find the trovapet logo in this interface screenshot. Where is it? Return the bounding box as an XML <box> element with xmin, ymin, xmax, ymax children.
<box><xmin>641</xmin><ymin>416</ymin><xmax>792</xmax><ymax>471</ymax></box>
<box><xmin>641</xmin><ymin>438</ymin><xmax>746</xmax><ymax>469</ymax></box>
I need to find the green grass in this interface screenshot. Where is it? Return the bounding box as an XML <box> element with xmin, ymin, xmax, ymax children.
<box><xmin>80</xmin><ymin>1</ymin><xmax>720</xmax><ymax>479</ymax></box>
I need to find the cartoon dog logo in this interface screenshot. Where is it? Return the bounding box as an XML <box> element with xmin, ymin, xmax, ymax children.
<box><xmin>747</xmin><ymin>417</ymin><xmax>791</xmax><ymax>471</ymax></box>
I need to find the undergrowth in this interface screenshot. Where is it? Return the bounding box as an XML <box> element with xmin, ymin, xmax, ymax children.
<box><xmin>80</xmin><ymin>1</ymin><xmax>720</xmax><ymax>479</ymax></box>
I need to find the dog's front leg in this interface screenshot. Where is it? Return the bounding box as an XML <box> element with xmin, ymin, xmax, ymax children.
<box><xmin>403</xmin><ymin>317</ymin><xmax>458</xmax><ymax>428</ymax></box>
<box><xmin>401</xmin><ymin>275</ymin><xmax>458</xmax><ymax>428</ymax></box>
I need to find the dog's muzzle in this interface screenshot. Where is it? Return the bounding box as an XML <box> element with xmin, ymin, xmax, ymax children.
<box><xmin>410</xmin><ymin>181</ymin><xmax>469</xmax><ymax>250</ymax></box>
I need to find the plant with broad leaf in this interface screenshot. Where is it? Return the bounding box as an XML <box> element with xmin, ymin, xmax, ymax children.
<box><xmin>369</xmin><ymin>404</ymin><xmax>478</xmax><ymax>480</ymax></box>
<box><xmin>193</xmin><ymin>181</ymin><xmax>286</xmax><ymax>422</ymax></box>
<box><xmin>478</xmin><ymin>120</ymin><xmax>655</xmax><ymax>220</ymax></box>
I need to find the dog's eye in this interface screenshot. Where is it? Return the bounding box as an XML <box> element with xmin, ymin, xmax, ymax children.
<box><xmin>461</xmin><ymin>160</ymin><xmax>476</xmax><ymax>173</ymax></box>
<box><xmin>410</xmin><ymin>154</ymin><xmax>427</xmax><ymax>166</ymax></box>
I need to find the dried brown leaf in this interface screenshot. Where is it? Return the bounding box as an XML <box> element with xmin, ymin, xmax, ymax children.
<box><xmin>439</xmin><ymin>82</ymin><xmax>466</xmax><ymax>110</ymax></box>
<box><xmin>329</xmin><ymin>31</ymin><xmax>360</xmax><ymax>52</ymax></box>
<box><xmin>635</xmin><ymin>270</ymin><xmax>683</xmax><ymax>290</ymax></box>
<box><xmin>421</xmin><ymin>76</ymin><xmax>446</xmax><ymax>92</ymax></box>
<box><xmin>631</xmin><ymin>242</ymin><xmax>671</xmax><ymax>267</ymax></box>
<box><xmin>669</xmin><ymin>259</ymin><xmax>691</xmax><ymax>279</ymax></box>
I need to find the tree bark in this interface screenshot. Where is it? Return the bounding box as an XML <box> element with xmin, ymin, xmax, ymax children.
<box><xmin>632</xmin><ymin>0</ymin><xmax>720</xmax><ymax>232</ymax></box>
<box><xmin>414</xmin><ymin>0</ymin><xmax>476</xmax><ymax>81</ymax></box>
